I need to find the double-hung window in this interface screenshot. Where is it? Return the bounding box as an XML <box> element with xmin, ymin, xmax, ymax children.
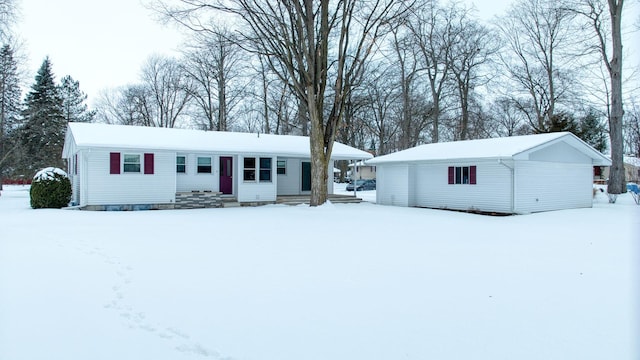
<box><xmin>259</xmin><ymin>158</ymin><xmax>272</xmax><ymax>182</ymax></box>
<box><xmin>277</xmin><ymin>160</ymin><xmax>286</xmax><ymax>175</ymax></box>
<box><xmin>197</xmin><ymin>157</ymin><xmax>212</xmax><ymax>173</ymax></box>
<box><xmin>123</xmin><ymin>154</ymin><xmax>141</xmax><ymax>173</ymax></box>
<box><xmin>243</xmin><ymin>158</ymin><xmax>256</xmax><ymax>181</ymax></box>
<box><xmin>176</xmin><ymin>156</ymin><xmax>186</xmax><ymax>173</ymax></box>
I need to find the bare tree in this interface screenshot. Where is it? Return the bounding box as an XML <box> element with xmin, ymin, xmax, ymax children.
<box><xmin>140</xmin><ymin>55</ymin><xmax>193</xmax><ymax>128</ymax></box>
<box><xmin>571</xmin><ymin>0</ymin><xmax>627</xmax><ymax>194</ymax></box>
<box><xmin>95</xmin><ymin>85</ymin><xmax>154</xmax><ymax>126</ymax></box>
<box><xmin>0</xmin><ymin>0</ymin><xmax>17</xmax><ymax>41</ymax></box>
<box><xmin>157</xmin><ymin>0</ymin><xmax>409</xmax><ymax>205</ymax></box>
<box><xmin>388</xmin><ymin>21</ymin><xmax>431</xmax><ymax>149</ymax></box>
<box><xmin>496</xmin><ymin>0</ymin><xmax>582</xmax><ymax>133</ymax></box>
<box><xmin>182</xmin><ymin>26</ymin><xmax>246</xmax><ymax>131</ymax></box>
<box><xmin>407</xmin><ymin>0</ymin><xmax>456</xmax><ymax>143</ymax></box>
<box><xmin>359</xmin><ymin>66</ymin><xmax>400</xmax><ymax>155</ymax></box>
<box><xmin>447</xmin><ymin>8</ymin><xmax>498</xmax><ymax>140</ymax></box>
<box><xmin>623</xmin><ymin>100</ymin><xmax>639</xmax><ymax>157</ymax></box>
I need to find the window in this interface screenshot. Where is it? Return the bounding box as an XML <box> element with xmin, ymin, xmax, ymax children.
<box><xmin>260</xmin><ymin>157</ymin><xmax>272</xmax><ymax>182</ymax></box>
<box><xmin>176</xmin><ymin>156</ymin><xmax>186</xmax><ymax>173</ymax></box>
<box><xmin>243</xmin><ymin>157</ymin><xmax>256</xmax><ymax>181</ymax></box>
<box><xmin>197</xmin><ymin>157</ymin><xmax>212</xmax><ymax>173</ymax></box>
<box><xmin>448</xmin><ymin>166</ymin><xmax>476</xmax><ymax>185</ymax></box>
<box><xmin>277</xmin><ymin>160</ymin><xmax>286</xmax><ymax>175</ymax></box>
<box><xmin>123</xmin><ymin>154</ymin><xmax>141</xmax><ymax>173</ymax></box>
<box><xmin>243</xmin><ymin>157</ymin><xmax>272</xmax><ymax>182</ymax></box>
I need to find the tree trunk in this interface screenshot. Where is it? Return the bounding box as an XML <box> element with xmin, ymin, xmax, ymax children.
<box><xmin>607</xmin><ymin>0</ymin><xmax>625</xmax><ymax>194</ymax></box>
<box><xmin>308</xmin><ymin>91</ymin><xmax>328</xmax><ymax>206</ymax></box>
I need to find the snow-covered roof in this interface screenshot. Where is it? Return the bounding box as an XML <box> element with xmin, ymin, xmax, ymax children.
<box><xmin>623</xmin><ymin>156</ymin><xmax>640</xmax><ymax>167</ymax></box>
<box><xmin>63</xmin><ymin>123</ymin><xmax>372</xmax><ymax>160</ymax></box>
<box><xmin>367</xmin><ymin>132</ymin><xmax>611</xmax><ymax>166</ymax></box>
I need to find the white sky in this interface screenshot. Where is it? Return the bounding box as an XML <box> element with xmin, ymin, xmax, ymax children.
<box><xmin>16</xmin><ymin>0</ymin><xmax>186</xmax><ymax>106</ymax></box>
<box><xmin>15</xmin><ymin>0</ymin><xmax>637</xmax><ymax>108</ymax></box>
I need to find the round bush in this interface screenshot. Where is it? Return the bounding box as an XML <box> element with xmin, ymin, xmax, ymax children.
<box><xmin>30</xmin><ymin>167</ymin><xmax>72</xmax><ymax>209</ymax></box>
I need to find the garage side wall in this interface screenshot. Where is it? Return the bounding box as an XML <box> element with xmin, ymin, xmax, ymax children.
<box><xmin>412</xmin><ymin>161</ymin><xmax>512</xmax><ymax>213</ymax></box>
<box><xmin>515</xmin><ymin>161</ymin><xmax>593</xmax><ymax>213</ymax></box>
<box><xmin>376</xmin><ymin>164</ymin><xmax>410</xmax><ymax>206</ymax></box>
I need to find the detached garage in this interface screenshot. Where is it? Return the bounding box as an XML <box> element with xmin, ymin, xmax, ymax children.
<box><xmin>367</xmin><ymin>132</ymin><xmax>611</xmax><ymax>214</ymax></box>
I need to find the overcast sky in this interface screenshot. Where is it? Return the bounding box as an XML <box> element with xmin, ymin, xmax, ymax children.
<box><xmin>17</xmin><ymin>0</ymin><xmax>185</xmax><ymax>106</ymax></box>
<box><xmin>15</xmin><ymin>0</ymin><xmax>637</xmax><ymax>108</ymax></box>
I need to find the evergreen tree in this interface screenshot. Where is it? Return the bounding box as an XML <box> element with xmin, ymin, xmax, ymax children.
<box><xmin>19</xmin><ymin>57</ymin><xmax>66</xmax><ymax>175</ymax></box>
<box><xmin>546</xmin><ymin>112</ymin><xmax>579</xmax><ymax>134</ymax></box>
<box><xmin>578</xmin><ymin>111</ymin><xmax>608</xmax><ymax>153</ymax></box>
<box><xmin>0</xmin><ymin>43</ymin><xmax>21</xmax><ymax>188</ymax></box>
<box><xmin>59</xmin><ymin>75</ymin><xmax>95</xmax><ymax>123</ymax></box>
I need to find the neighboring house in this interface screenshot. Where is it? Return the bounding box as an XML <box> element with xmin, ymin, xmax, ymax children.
<box><xmin>366</xmin><ymin>132</ymin><xmax>611</xmax><ymax>214</ymax></box>
<box><xmin>62</xmin><ymin>123</ymin><xmax>372</xmax><ymax>209</ymax></box>
<box><xmin>598</xmin><ymin>156</ymin><xmax>640</xmax><ymax>183</ymax></box>
<box><xmin>348</xmin><ymin>160</ymin><xmax>376</xmax><ymax>180</ymax></box>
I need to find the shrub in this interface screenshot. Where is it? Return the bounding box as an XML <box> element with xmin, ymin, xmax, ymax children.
<box><xmin>30</xmin><ymin>167</ymin><xmax>72</xmax><ymax>209</ymax></box>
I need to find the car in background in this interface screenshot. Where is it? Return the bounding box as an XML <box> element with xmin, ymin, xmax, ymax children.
<box><xmin>346</xmin><ymin>179</ymin><xmax>376</xmax><ymax>191</ymax></box>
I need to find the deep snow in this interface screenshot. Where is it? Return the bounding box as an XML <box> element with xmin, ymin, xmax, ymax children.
<box><xmin>0</xmin><ymin>184</ymin><xmax>638</xmax><ymax>360</ymax></box>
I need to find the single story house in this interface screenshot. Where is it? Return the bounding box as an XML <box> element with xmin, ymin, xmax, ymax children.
<box><xmin>366</xmin><ymin>132</ymin><xmax>611</xmax><ymax>214</ymax></box>
<box><xmin>348</xmin><ymin>160</ymin><xmax>376</xmax><ymax>180</ymax></box>
<box><xmin>596</xmin><ymin>155</ymin><xmax>640</xmax><ymax>183</ymax></box>
<box><xmin>62</xmin><ymin>123</ymin><xmax>372</xmax><ymax>209</ymax></box>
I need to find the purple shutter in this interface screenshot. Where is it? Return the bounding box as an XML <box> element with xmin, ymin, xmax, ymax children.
<box><xmin>144</xmin><ymin>153</ymin><xmax>154</xmax><ymax>174</ymax></box>
<box><xmin>74</xmin><ymin>154</ymin><xmax>78</xmax><ymax>175</ymax></box>
<box><xmin>470</xmin><ymin>166</ymin><xmax>477</xmax><ymax>185</ymax></box>
<box><xmin>110</xmin><ymin>152</ymin><xmax>120</xmax><ymax>174</ymax></box>
<box><xmin>448</xmin><ymin>166</ymin><xmax>454</xmax><ymax>184</ymax></box>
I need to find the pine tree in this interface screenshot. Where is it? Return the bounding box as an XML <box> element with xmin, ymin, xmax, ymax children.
<box><xmin>19</xmin><ymin>57</ymin><xmax>66</xmax><ymax>175</ymax></box>
<box><xmin>578</xmin><ymin>111</ymin><xmax>608</xmax><ymax>153</ymax></box>
<box><xmin>0</xmin><ymin>43</ymin><xmax>21</xmax><ymax>189</ymax></box>
<box><xmin>59</xmin><ymin>75</ymin><xmax>95</xmax><ymax>123</ymax></box>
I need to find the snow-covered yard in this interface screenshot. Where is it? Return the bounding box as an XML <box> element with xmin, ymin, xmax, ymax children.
<box><xmin>1</xmin><ymin>184</ymin><xmax>638</xmax><ymax>360</ymax></box>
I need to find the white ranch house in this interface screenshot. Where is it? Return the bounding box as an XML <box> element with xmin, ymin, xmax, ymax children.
<box><xmin>367</xmin><ymin>132</ymin><xmax>611</xmax><ymax>214</ymax></box>
<box><xmin>62</xmin><ymin>123</ymin><xmax>372</xmax><ymax>210</ymax></box>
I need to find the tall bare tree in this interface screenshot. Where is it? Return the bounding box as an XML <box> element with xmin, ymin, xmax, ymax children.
<box><xmin>182</xmin><ymin>26</ymin><xmax>245</xmax><ymax>131</ymax></box>
<box><xmin>497</xmin><ymin>0</ymin><xmax>581</xmax><ymax>133</ymax></box>
<box><xmin>0</xmin><ymin>0</ymin><xmax>17</xmax><ymax>42</ymax></box>
<box><xmin>139</xmin><ymin>55</ymin><xmax>193</xmax><ymax>128</ymax></box>
<box><xmin>572</xmin><ymin>0</ymin><xmax>626</xmax><ymax>194</ymax></box>
<box><xmin>447</xmin><ymin>8</ymin><xmax>497</xmax><ymax>140</ymax></box>
<box><xmin>157</xmin><ymin>0</ymin><xmax>408</xmax><ymax>205</ymax></box>
<box><xmin>407</xmin><ymin>0</ymin><xmax>456</xmax><ymax>143</ymax></box>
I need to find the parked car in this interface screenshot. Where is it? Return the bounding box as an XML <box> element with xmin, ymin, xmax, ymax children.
<box><xmin>346</xmin><ymin>179</ymin><xmax>376</xmax><ymax>191</ymax></box>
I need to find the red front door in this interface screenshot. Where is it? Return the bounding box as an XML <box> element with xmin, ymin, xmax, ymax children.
<box><xmin>220</xmin><ymin>156</ymin><xmax>233</xmax><ymax>194</ymax></box>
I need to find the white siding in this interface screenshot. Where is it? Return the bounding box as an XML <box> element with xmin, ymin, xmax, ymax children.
<box><xmin>237</xmin><ymin>155</ymin><xmax>277</xmax><ymax>202</ymax></box>
<box><xmin>276</xmin><ymin>158</ymin><xmax>302</xmax><ymax>195</ymax></box>
<box><xmin>527</xmin><ymin>141</ymin><xmax>592</xmax><ymax>163</ymax></box>
<box><xmin>376</xmin><ymin>164</ymin><xmax>410</xmax><ymax>206</ymax></box>
<box><xmin>515</xmin><ymin>161</ymin><xmax>592</xmax><ymax>213</ymax></box>
<box><xmin>86</xmin><ymin>150</ymin><xmax>176</xmax><ymax>205</ymax></box>
<box><xmin>412</xmin><ymin>161</ymin><xmax>512</xmax><ymax>213</ymax></box>
<box><xmin>176</xmin><ymin>153</ymin><xmax>220</xmax><ymax>192</ymax></box>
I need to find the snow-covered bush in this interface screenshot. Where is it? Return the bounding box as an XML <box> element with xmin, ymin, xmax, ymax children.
<box><xmin>29</xmin><ymin>167</ymin><xmax>72</xmax><ymax>209</ymax></box>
